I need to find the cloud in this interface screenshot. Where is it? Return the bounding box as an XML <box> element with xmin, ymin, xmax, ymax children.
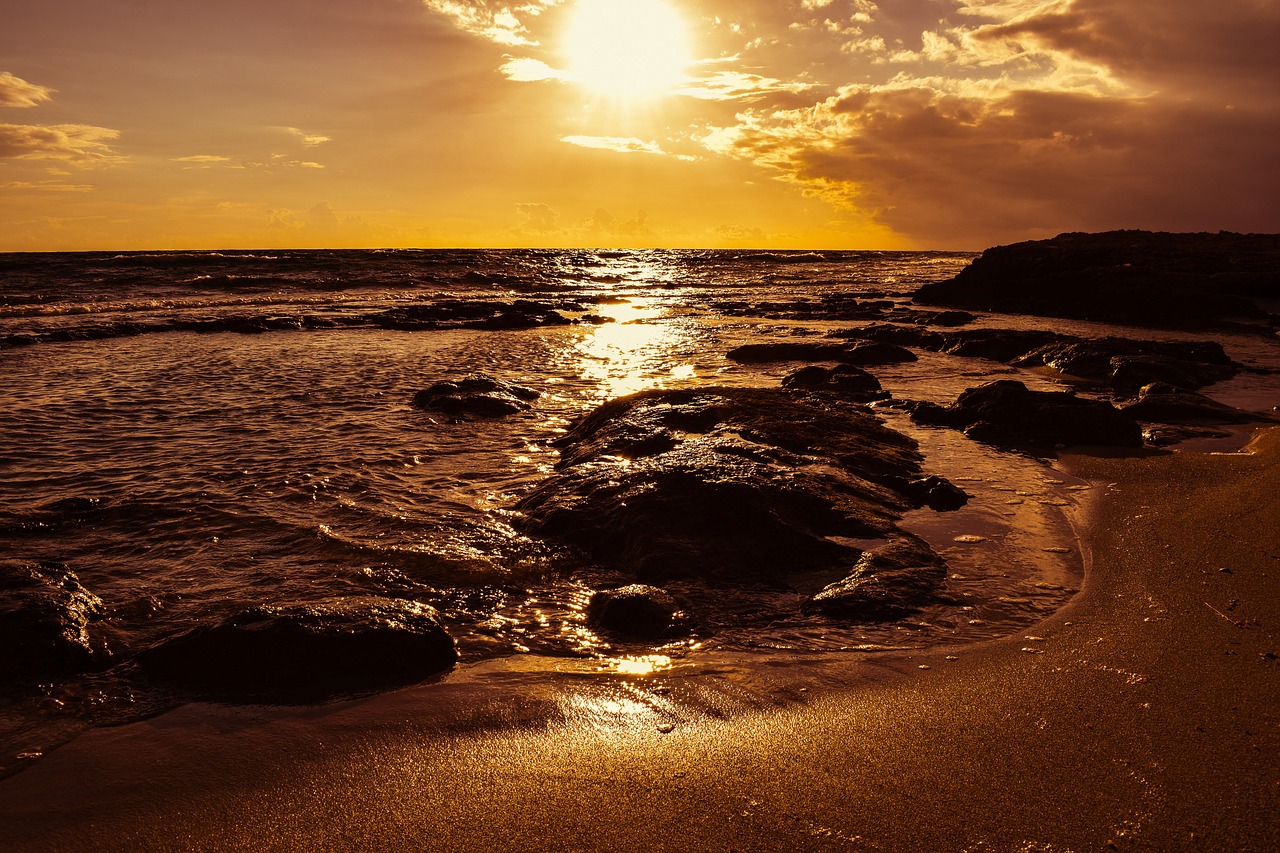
<box><xmin>0</xmin><ymin>123</ymin><xmax>123</xmax><ymax>164</ymax></box>
<box><xmin>420</xmin><ymin>1</ymin><xmax>561</xmax><ymax>46</ymax></box>
<box><xmin>283</xmin><ymin>127</ymin><xmax>331</xmax><ymax>146</ymax></box>
<box><xmin>2</xmin><ymin>180</ymin><xmax>94</xmax><ymax>193</ymax></box>
<box><xmin>516</xmin><ymin>202</ymin><xmax>559</xmax><ymax>232</ymax></box>
<box><xmin>500</xmin><ymin>57</ymin><xmax>567</xmax><ymax>83</ymax></box>
<box><xmin>561</xmin><ymin>135</ymin><xmax>667</xmax><ymax>156</ymax></box>
<box><xmin>172</xmin><ymin>154</ymin><xmax>233</xmax><ymax>166</ymax></box>
<box><xmin>0</xmin><ymin>72</ymin><xmax>53</xmax><ymax>108</ymax></box>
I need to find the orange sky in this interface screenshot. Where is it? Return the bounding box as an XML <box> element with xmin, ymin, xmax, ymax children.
<box><xmin>2</xmin><ymin>0</ymin><xmax>1278</xmax><ymax>251</ymax></box>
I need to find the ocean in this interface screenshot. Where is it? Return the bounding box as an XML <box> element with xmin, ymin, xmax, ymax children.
<box><xmin>3</xmin><ymin>248</ymin><xmax>1278</xmax><ymax>773</ymax></box>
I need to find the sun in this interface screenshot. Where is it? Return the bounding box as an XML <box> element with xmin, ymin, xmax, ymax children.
<box><xmin>562</xmin><ymin>0</ymin><xmax>691</xmax><ymax>99</ymax></box>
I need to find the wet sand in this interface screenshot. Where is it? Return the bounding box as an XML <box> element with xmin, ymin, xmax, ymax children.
<box><xmin>2</xmin><ymin>429</ymin><xmax>1278</xmax><ymax>851</ymax></box>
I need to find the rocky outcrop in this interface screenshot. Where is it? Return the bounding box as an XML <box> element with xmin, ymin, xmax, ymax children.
<box><xmin>516</xmin><ymin>388</ymin><xmax>962</xmax><ymax>619</ymax></box>
<box><xmin>587</xmin><ymin>585</ymin><xmax>688</xmax><ymax>639</ymax></box>
<box><xmin>0</xmin><ymin>561</ymin><xmax>109</xmax><ymax>681</ymax></box>
<box><xmin>412</xmin><ymin>374</ymin><xmax>539</xmax><ymax>420</ymax></box>
<box><xmin>844</xmin><ymin>325</ymin><xmax>1242</xmax><ymax>393</ymax></box>
<box><xmin>137</xmin><ymin>597</ymin><xmax>457</xmax><ymax>700</ymax></box>
<box><xmin>914</xmin><ymin>230</ymin><xmax>1280</xmax><ymax>327</ymax></box>
<box><xmin>908</xmin><ymin>380</ymin><xmax>1144</xmax><ymax>452</ymax></box>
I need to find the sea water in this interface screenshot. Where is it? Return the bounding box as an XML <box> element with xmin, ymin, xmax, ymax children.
<box><xmin>3</xmin><ymin>248</ymin><xmax>1278</xmax><ymax>770</ymax></box>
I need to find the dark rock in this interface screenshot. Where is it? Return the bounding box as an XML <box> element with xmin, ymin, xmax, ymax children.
<box><xmin>841</xmin><ymin>340</ymin><xmax>918</xmax><ymax>366</ymax></box>
<box><xmin>1013</xmin><ymin>338</ymin><xmax>1237</xmax><ymax>391</ymax></box>
<box><xmin>587</xmin><ymin>585</ymin><xmax>688</xmax><ymax>638</ymax></box>
<box><xmin>516</xmin><ymin>388</ymin><xmax>949</xmax><ymax>617</ymax></box>
<box><xmin>0</xmin><ymin>561</ymin><xmax>109</xmax><ymax>681</ymax></box>
<box><xmin>137</xmin><ymin>596</ymin><xmax>456</xmax><ymax>700</ymax></box>
<box><xmin>781</xmin><ymin>365</ymin><xmax>889</xmax><ymax>402</ymax></box>
<box><xmin>903</xmin><ymin>476</ymin><xmax>969</xmax><ymax>512</ymax></box>
<box><xmin>914</xmin><ymin>230</ymin><xmax>1280</xmax><ymax>328</ymax></box>
<box><xmin>1141</xmin><ymin>424</ymin><xmax>1234</xmax><ymax>446</ymax></box>
<box><xmin>1118</xmin><ymin>383</ymin><xmax>1273</xmax><ymax>424</ymax></box>
<box><xmin>909</xmin><ymin>380</ymin><xmax>1144</xmax><ymax>452</ymax></box>
<box><xmin>804</xmin><ymin>537</ymin><xmax>948</xmax><ymax>619</ymax></box>
<box><xmin>727</xmin><ymin>342</ymin><xmax>849</xmax><ymax>363</ymax></box>
<box><xmin>915</xmin><ymin>309</ymin><xmax>976</xmax><ymax>327</ymax></box>
<box><xmin>412</xmin><ymin>374</ymin><xmax>539</xmax><ymax>420</ymax></box>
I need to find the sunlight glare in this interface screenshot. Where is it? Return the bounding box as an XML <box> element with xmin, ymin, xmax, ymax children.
<box><xmin>563</xmin><ymin>0</ymin><xmax>691</xmax><ymax>98</ymax></box>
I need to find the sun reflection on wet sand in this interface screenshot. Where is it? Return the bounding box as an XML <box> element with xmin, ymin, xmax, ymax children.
<box><xmin>607</xmin><ymin>654</ymin><xmax>674</xmax><ymax>676</ymax></box>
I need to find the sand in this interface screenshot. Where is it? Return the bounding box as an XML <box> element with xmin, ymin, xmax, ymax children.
<box><xmin>1</xmin><ymin>429</ymin><xmax>1278</xmax><ymax>851</ymax></box>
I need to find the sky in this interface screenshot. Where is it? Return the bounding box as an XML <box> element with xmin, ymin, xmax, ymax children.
<box><xmin>2</xmin><ymin>0</ymin><xmax>1278</xmax><ymax>251</ymax></box>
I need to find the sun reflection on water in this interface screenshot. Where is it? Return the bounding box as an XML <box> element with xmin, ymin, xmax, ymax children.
<box><xmin>576</xmin><ymin>299</ymin><xmax>684</xmax><ymax>398</ymax></box>
<box><xmin>607</xmin><ymin>654</ymin><xmax>674</xmax><ymax>676</ymax></box>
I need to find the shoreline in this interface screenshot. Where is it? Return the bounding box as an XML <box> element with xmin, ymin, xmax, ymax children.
<box><xmin>2</xmin><ymin>429</ymin><xmax>1278</xmax><ymax>850</ymax></box>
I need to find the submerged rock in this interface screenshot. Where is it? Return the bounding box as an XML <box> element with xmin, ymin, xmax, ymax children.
<box><xmin>909</xmin><ymin>380</ymin><xmax>1144</xmax><ymax>452</ymax></box>
<box><xmin>587</xmin><ymin>585</ymin><xmax>688</xmax><ymax>639</ymax></box>
<box><xmin>412</xmin><ymin>374</ymin><xmax>539</xmax><ymax>421</ymax></box>
<box><xmin>516</xmin><ymin>387</ymin><xmax>959</xmax><ymax>619</ymax></box>
<box><xmin>914</xmin><ymin>230</ymin><xmax>1280</xmax><ymax>328</ymax></box>
<box><xmin>138</xmin><ymin>596</ymin><xmax>457</xmax><ymax>700</ymax></box>
<box><xmin>0</xmin><ymin>561</ymin><xmax>109</xmax><ymax>681</ymax></box>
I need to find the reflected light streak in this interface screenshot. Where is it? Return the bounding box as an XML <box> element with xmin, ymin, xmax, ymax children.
<box><xmin>575</xmin><ymin>297</ymin><xmax>693</xmax><ymax>398</ymax></box>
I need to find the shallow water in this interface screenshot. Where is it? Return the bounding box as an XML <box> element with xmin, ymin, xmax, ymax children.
<box><xmin>3</xmin><ymin>248</ymin><xmax>1278</xmax><ymax>773</ymax></box>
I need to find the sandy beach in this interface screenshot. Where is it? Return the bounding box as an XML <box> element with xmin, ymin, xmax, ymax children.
<box><xmin>0</xmin><ymin>428</ymin><xmax>1276</xmax><ymax>851</ymax></box>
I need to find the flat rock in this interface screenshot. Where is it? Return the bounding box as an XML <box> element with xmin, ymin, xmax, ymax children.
<box><xmin>137</xmin><ymin>596</ymin><xmax>457</xmax><ymax>701</ymax></box>
<box><xmin>0</xmin><ymin>561</ymin><xmax>109</xmax><ymax>681</ymax></box>
<box><xmin>727</xmin><ymin>342</ymin><xmax>850</xmax><ymax>363</ymax></box>
<box><xmin>908</xmin><ymin>380</ymin><xmax>1144</xmax><ymax>452</ymax></box>
<box><xmin>1118</xmin><ymin>382</ymin><xmax>1273</xmax><ymax>425</ymax></box>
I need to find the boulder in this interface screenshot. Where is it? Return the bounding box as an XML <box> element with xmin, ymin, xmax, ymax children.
<box><xmin>516</xmin><ymin>388</ymin><xmax>954</xmax><ymax>617</ymax></box>
<box><xmin>587</xmin><ymin>585</ymin><xmax>688</xmax><ymax>639</ymax></box>
<box><xmin>781</xmin><ymin>365</ymin><xmax>889</xmax><ymax>402</ymax></box>
<box><xmin>914</xmin><ymin>230</ymin><xmax>1280</xmax><ymax>328</ymax></box>
<box><xmin>909</xmin><ymin>380</ymin><xmax>1144</xmax><ymax>452</ymax></box>
<box><xmin>0</xmin><ymin>561</ymin><xmax>109</xmax><ymax>681</ymax></box>
<box><xmin>412</xmin><ymin>374</ymin><xmax>539</xmax><ymax>421</ymax></box>
<box><xmin>138</xmin><ymin>596</ymin><xmax>457</xmax><ymax>700</ymax></box>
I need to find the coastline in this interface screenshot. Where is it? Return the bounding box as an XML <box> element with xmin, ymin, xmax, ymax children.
<box><xmin>1</xmin><ymin>429</ymin><xmax>1278</xmax><ymax>851</ymax></box>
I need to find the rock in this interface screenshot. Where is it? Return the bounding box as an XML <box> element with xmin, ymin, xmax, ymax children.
<box><xmin>903</xmin><ymin>476</ymin><xmax>969</xmax><ymax>511</ymax></box>
<box><xmin>374</xmin><ymin>299</ymin><xmax>572</xmax><ymax>331</ymax></box>
<box><xmin>516</xmin><ymin>388</ymin><xmax>949</xmax><ymax>616</ymax></box>
<box><xmin>1141</xmin><ymin>424</ymin><xmax>1234</xmax><ymax>446</ymax></box>
<box><xmin>841</xmin><ymin>340</ymin><xmax>918</xmax><ymax>366</ymax></box>
<box><xmin>914</xmin><ymin>230</ymin><xmax>1280</xmax><ymax>328</ymax></box>
<box><xmin>1013</xmin><ymin>339</ymin><xmax>1237</xmax><ymax>391</ymax></box>
<box><xmin>1118</xmin><ymin>383</ymin><xmax>1273</xmax><ymax>424</ymax></box>
<box><xmin>781</xmin><ymin>365</ymin><xmax>889</xmax><ymax>402</ymax></box>
<box><xmin>0</xmin><ymin>561</ymin><xmax>109</xmax><ymax>681</ymax></box>
<box><xmin>804</xmin><ymin>537</ymin><xmax>948</xmax><ymax>619</ymax></box>
<box><xmin>137</xmin><ymin>596</ymin><xmax>456</xmax><ymax>700</ymax></box>
<box><xmin>727</xmin><ymin>342</ymin><xmax>849</xmax><ymax>363</ymax></box>
<box><xmin>908</xmin><ymin>380</ymin><xmax>1144</xmax><ymax>452</ymax></box>
<box><xmin>412</xmin><ymin>374</ymin><xmax>539</xmax><ymax>421</ymax></box>
<box><xmin>587</xmin><ymin>585</ymin><xmax>687</xmax><ymax>638</ymax></box>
